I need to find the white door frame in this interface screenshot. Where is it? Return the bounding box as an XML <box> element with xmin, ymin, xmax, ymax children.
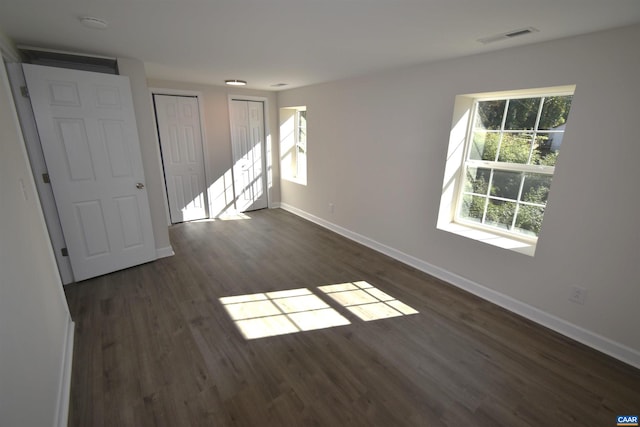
<box><xmin>149</xmin><ymin>88</ymin><xmax>212</xmax><ymax>222</ymax></box>
<box><xmin>227</xmin><ymin>94</ymin><xmax>272</xmax><ymax>210</ymax></box>
<box><xmin>5</xmin><ymin>63</ymin><xmax>75</xmax><ymax>284</ymax></box>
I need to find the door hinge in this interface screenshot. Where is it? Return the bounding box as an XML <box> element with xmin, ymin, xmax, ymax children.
<box><xmin>61</xmin><ymin>248</ymin><xmax>69</xmax><ymax>257</ymax></box>
<box><xmin>20</xmin><ymin>86</ymin><xmax>29</xmax><ymax>98</ymax></box>
<box><xmin>42</xmin><ymin>173</ymin><xmax>51</xmax><ymax>183</ymax></box>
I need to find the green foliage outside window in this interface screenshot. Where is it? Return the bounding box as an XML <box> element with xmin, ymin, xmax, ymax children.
<box><xmin>458</xmin><ymin>95</ymin><xmax>572</xmax><ymax>238</ymax></box>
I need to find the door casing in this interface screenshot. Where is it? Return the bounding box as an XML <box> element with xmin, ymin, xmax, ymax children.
<box><xmin>150</xmin><ymin>88</ymin><xmax>212</xmax><ymax>223</ymax></box>
<box><xmin>153</xmin><ymin>94</ymin><xmax>209</xmax><ymax>223</ymax></box>
<box><xmin>6</xmin><ymin>62</ymin><xmax>74</xmax><ymax>284</ymax></box>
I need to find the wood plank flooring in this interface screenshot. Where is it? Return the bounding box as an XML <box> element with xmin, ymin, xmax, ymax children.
<box><xmin>65</xmin><ymin>208</ymin><xmax>640</xmax><ymax>426</ymax></box>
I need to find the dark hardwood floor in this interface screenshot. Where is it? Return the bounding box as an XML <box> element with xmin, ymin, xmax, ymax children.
<box><xmin>65</xmin><ymin>208</ymin><xmax>640</xmax><ymax>426</ymax></box>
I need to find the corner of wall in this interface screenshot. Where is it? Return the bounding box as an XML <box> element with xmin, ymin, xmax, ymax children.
<box><xmin>55</xmin><ymin>319</ymin><xmax>75</xmax><ymax>427</ymax></box>
<box><xmin>0</xmin><ymin>27</ymin><xmax>20</xmax><ymax>62</ymax></box>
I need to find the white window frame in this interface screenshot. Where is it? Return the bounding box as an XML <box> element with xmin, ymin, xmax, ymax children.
<box><xmin>279</xmin><ymin>105</ymin><xmax>307</xmax><ymax>185</ymax></box>
<box><xmin>294</xmin><ymin>108</ymin><xmax>307</xmax><ymax>180</ymax></box>
<box><xmin>437</xmin><ymin>85</ymin><xmax>575</xmax><ymax>256</ymax></box>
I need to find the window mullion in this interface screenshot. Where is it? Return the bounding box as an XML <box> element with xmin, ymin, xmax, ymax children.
<box><xmin>511</xmin><ymin>173</ymin><xmax>527</xmax><ymax>230</ymax></box>
<box><xmin>466</xmin><ymin>159</ymin><xmax>554</xmax><ymax>175</ymax></box>
<box><xmin>526</xmin><ymin>97</ymin><xmax>545</xmax><ymax>164</ymax></box>
<box><xmin>293</xmin><ymin>111</ymin><xmax>299</xmax><ymax>178</ymax></box>
<box><xmin>481</xmin><ymin>170</ymin><xmax>494</xmax><ymax>224</ymax></box>
<box><xmin>494</xmin><ymin>99</ymin><xmax>510</xmax><ymax>162</ymax></box>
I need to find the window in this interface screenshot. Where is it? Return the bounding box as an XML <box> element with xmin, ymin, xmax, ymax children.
<box><xmin>279</xmin><ymin>106</ymin><xmax>307</xmax><ymax>184</ymax></box>
<box><xmin>438</xmin><ymin>86</ymin><xmax>575</xmax><ymax>255</ymax></box>
<box><xmin>295</xmin><ymin>109</ymin><xmax>307</xmax><ymax>180</ymax></box>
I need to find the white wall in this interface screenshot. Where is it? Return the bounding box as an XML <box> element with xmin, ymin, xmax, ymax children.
<box><xmin>0</xmin><ymin>51</ymin><xmax>74</xmax><ymax>426</ymax></box>
<box><xmin>146</xmin><ymin>79</ymin><xmax>280</xmax><ymax>213</ymax></box>
<box><xmin>278</xmin><ymin>24</ymin><xmax>640</xmax><ymax>365</ymax></box>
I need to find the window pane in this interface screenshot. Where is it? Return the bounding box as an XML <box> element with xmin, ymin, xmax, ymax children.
<box><xmin>460</xmin><ymin>195</ymin><xmax>485</xmax><ymax>223</ymax></box>
<box><xmin>469</xmin><ymin>132</ymin><xmax>499</xmax><ymax>161</ymax></box>
<box><xmin>485</xmin><ymin>199</ymin><xmax>516</xmax><ymax>230</ymax></box>
<box><xmin>296</xmin><ymin>150</ymin><xmax>307</xmax><ymax>178</ymax></box>
<box><xmin>504</xmin><ymin>98</ymin><xmax>540</xmax><ymax>130</ymax></box>
<box><xmin>463</xmin><ymin>167</ymin><xmax>490</xmax><ymax>195</ymax></box>
<box><xmin>475</xmin><ymin>100</ymin><xmax>505</xmax><ymax>130</ymax></box>
<box><xmin>538</xmin><ymin>96</ymin><xmax>572</xmax><ymax>130</ymax></box>
<box><xmin>497</xmin><ymin>133</ymin><xmax>533</xmax><ymax>164</ymax></box>
<box><xmin>514</xmin><ymin>205</ymin><xmax>545</xmax><ymax>236</ymax></box>
<box><xmin>521</xmin><ymin>174</ymin><xmax>551</xmax><ymax>204</ymax></box>
<box><xmin>490</xmin><ymin>170</ymin><xmax>522</xmax><ymax>200</ymax></box>
<box><xmin>297</xmin><ymin>110</ymin><xmax>307</xmax><ymax>144</ymax></box>
<box><xmin>531</xmin><ymin>133</ymin><xmax>559</xmax><ymax>166</ymax></box>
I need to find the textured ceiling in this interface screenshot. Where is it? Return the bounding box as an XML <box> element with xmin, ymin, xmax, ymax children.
<box><xmin>1</xmin><ymin>0</ymin><xmax>640</xmax><ymax>90</ymax></box>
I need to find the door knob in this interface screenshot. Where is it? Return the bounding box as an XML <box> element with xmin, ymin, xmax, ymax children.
<box><xmin>136</xmin><ymin>182</ymin><xmax>145</xmax><ymax>189</ymax></box>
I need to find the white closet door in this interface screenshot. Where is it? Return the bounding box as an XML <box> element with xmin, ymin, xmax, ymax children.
<box><xmin>154</xmin><ymin>94</ymin><xmax>208</xmax><ymax>223</ymax></box>
<box><xmin>23</xmin><ymin>64</ymin><xmax>156</xmax><ymax>281</ymax></box>
<box><xmin>229</xmin><ymin>99</ymin><xmax>267</xmax><ymax>212</ymax></box>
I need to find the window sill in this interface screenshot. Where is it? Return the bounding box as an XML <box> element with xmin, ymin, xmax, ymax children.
<box><xmin>437</xmin><ymin>222</ymin><xmax>536</xmax><ymax>256</ymax></box>
<box><xmin>282</xmin><ymin>176</ymin><xmax>307</xmax><ymax>186</ymax></box>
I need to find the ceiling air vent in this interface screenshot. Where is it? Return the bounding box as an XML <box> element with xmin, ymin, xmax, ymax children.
<box><xmin>477</xmin><ymin>27</ymin><xmax>539</xmax><ymax>44</ymax></box>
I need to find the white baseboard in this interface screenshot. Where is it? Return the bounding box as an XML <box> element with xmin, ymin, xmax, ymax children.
<box><xmin>56</xmin><ymin>318</ymin><xmax>75</xmax><ymax>427</ymax></box>
<box><xmin>156</xmin><ymin>246</ymin><xmax>175</xmax><ymax>259</ymax></box>
<box><xmin>278</xmin><ymin>203</ymin><xmax>640</xmax><ymax>369</ymax></box>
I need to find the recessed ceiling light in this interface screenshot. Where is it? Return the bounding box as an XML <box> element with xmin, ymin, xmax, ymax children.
<box><xmin>225</xmin><ymin>79</ymin><xmax>247</xmax><ymax>86</ymax></box>
<box><xmin>79</xmin><ymin>16</ymin><xmax>109</xmax><ymax>30</ymax></box>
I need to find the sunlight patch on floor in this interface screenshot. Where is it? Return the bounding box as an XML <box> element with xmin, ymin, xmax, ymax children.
<box><xmin>218</xmin><ymin>212</ymin><xmax>252</xmax><ymax>221</ymax></box>
<box><xmin>318</xmin><ymin>281</ymin><xmax>419</xmax><ymax>321</ymax></box>
<box><xmin>220</xmin><ymin>281</ymin><xmax>419</xmax><ymax>340</ymax></box>
<box><xmin>191</xmin><ymin>212</ymin><xmax>252</xmax><ymax>222</ymax></box>
<box><xmin>219</xmin><ymin>288</ymin><xmax>350</xmax><ymax>339</ymax></box>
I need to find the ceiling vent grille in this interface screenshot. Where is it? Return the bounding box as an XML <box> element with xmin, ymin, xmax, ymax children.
<box><xmin>477</xmin><ymin>27</ymin><xmax>539</xmax><ymax>44</ymax></box>
<box><xmin>19</xmin><ymin>48</ymin><xmax>118</xmax><ymax>74</ymax></box>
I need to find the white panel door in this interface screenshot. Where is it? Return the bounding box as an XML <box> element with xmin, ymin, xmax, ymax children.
<box><xmin>154</xmin><ymin>95</ymin><xmax>208</xmax><ymax>223</ymax></box>
<box><xmin>23</xmin><ymin>64</ymin><xmax>156</xmax><ymax>282</ymax></box>
<box><xmin>229</xmin><ymin>100</ymin><xmax>267</xmax><ymax>212</ymax></box>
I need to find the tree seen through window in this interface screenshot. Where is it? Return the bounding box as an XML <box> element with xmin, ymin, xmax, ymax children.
<box><xmin>458</xmin><ymin>94</ymin><xmax>572</xmax><ymax>237</ymax></box>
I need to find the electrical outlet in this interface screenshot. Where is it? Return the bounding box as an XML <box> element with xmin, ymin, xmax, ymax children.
<box><xmin>329</xmin><ymin>203</ymin><xmax>334</xmax><ymax>213</ymax></box>
<box><xmin>569</xmin><ymin>285</ymin><xmax>587</xmax><ymax>305</ymax></box>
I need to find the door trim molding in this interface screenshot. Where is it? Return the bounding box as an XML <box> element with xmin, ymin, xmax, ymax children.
<box><xmin>6</xmin><ymin>63</ymin><xmax>75</xmax><ymax>284</ymax></box>
<box><xmin>149</xmin><ymin>88</ymin><xmax>212</xmax><ymax>221</ymax></box>
<box><xmin>227</xmin><ymin>94</ymin><xmax>273</xmax><ymax>209</ymax></box>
